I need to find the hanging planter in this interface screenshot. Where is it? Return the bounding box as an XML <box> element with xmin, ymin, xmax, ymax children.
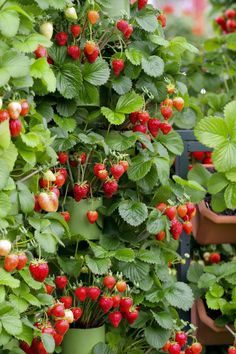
<box><xmin>103</xmin><ymin>0</ymin><xmax>130</xmax><ymax>18</ymax></box>
<box><xmin>191</xmin><ymin>299</ymin><xmax>234</xmax><ymax>346</ymax></box>
<box><xmin>62</xmin><ymin>325</ymin><xmax>105</xmax><ymax>354</ymax></box>
<box><xmin>65</xmin><ymin>197</ymin><xmax>103</xmax><ymax>240</ymax></box>
<box><xmin>192</xmin><ymin>201</ymin><xmax>236</xmax><ymax>245</ymax></box>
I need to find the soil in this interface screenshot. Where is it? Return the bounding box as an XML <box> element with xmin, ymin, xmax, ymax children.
<box><xmin>205</xmin><ymin>195</ymin><xmax>236</xmax><ymax>216</ymax></box>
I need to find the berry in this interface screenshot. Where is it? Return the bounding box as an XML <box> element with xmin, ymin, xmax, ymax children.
<box><xmin>183</xmin><ymin>221</ymin><xmax>193</xmax><ymax>235</ymax></box>
<box><xmin>58</xmin><ymin>168</ymin><xmax>68</xmax><ymax>180</ymax></box>
<box><xmin>175</xmin><ymin>332</ymin><xmax>187</xmax><ymax>347</ymax></box>
<box><xmin>161</xmin><ymin>106</ymin><xmax>173</xmax><ymax>120</ymax></box>
<box><xmin>138</xmin><ymin>111</ymin><xmax>150</xmax><ymax>123</ymax></box>
<box><xmin>84</xmin><ymin>41</ymin><xmax>96</xmax><ymax>55</ymax></box>
<box><xmin>29</xmin><ymin>260</ymin><xmax>49</xmax><ymax>282</ymax></box>
<box><xmin>73</xmin><ymin>183</ymin><xmax>89</xmax><ymax>202</ymax></box>
<box><xmin>79</xmin><ymin>152</ymin><xmax>87</xmax><ymax>165</ymax></box>
<box><xmin>133</xmin><ymin>124</ymin><xmax>147</xmax><ymax>133</ymax></box>
<box><xmin>55</xmin><ymin>172</ymin><xmax>66</xmax><ymax>188</ymax></box>
<box><xmin>55</xmin><ymin>32</ymin><xmax>68</xmax><ymax>46</ymax></box>
<box><xmin>67</xmin><ymin>45</ymin><xmax>81</xmax><ymax>60</ymax></box>
<box><xmin>148</xmin><ymin>118</ymin><xmax>160</xmax><ymax>137</ymax></box>
<box><xmin>17</xmin><ymin>252</ymin><xmax>28</xmax><ymax>270</ymax></box>
<box><xmin>170</xmin><ymin>219</ymin><xmax>183</xmax><ymax>240</ymax></box>
<box><xmin>203</xmin><ymin>157</ymin><xmax>212</xmax><ymax>164</ymax></box>
<box><xmin>112</xmin><ymin>59</ymin><xmax>125</xmax><ymax>77</ymax></box>
<box><xmin>88</xmin><ymin>10</ymin><xmax>99</xmax><ymax>25</ymax></box>
<box><xmin>167</xmin><ymin>83</ymin><xmax>175</xmax><ymax>94</ymax></box>
<box><xmin>186</xmin><ymin>202</ymin><xmax>196</xmax><ymax>218</ymax></box>
<box><xmin>165</xmin><ymin>206</ymin><xmax>177</xmax><ymax>220</ymax></box>
<box><xmin>60</xmin><ymin>296</ymin><xmax>72</xmax><ymax>309</ymax></box>
<box><xmin>228</xmin><ymin>347</ymin><xmax>236</xmax><ymax>354</ymax></box>
<box><xmin>86</xmin><ymin>211</ymin><xmax>99</xmax><ymax>224</ymax></box>
<box><xmin>109</xmin><ymin>312</ymin><xmax>122</xmax><ymax>327</ymax></box>
<box><xmin>162</xmin><ymin>341</ymin><xmax>171</xmax><ymax>351</ymax></box>
<box><xmin>38</xmin><ymin>191</ymin><xmax>59</xmax><ymax>212</ymax></box>
<box><xmin>99</xmin><ymin>296</ymin><xmax>113</xmax><ymax>313</ymax></box>
<box><xmin>98</xmin><ymin>169</ymin><xmax>109</xmax><ymax>180</ymax></box>
<box><xmin>55</xmin><ymin>320</ymin><xmax>69</xmax><ymax>336</ymax></box>
<box><xmin>0</xmin><ymin>109</ymin><xmax>9</xmax><ymax>122</ymax></box>
<box><xmin>70</xmin><ymin>24</ymin><xmax>81</xmax><ymax>37</ymax></box>
<box><xmin>112</xmin><ymin>295</ymin><xmax>121</xmax><ymax>308</ymax></box>
<box><xmin>192</xmin><ymin>152</ymin><xmax>205</xmax><ymax>161</ymax></box>
<box><xmin>161</xmin><ymin>98</ymin><xmax>173</xmax><ymax>107</ymax></box>
<box><xmin>110</xmin><ymin>164</ymin><xmax>125</xmax><ymax>180</ymax></box>
<box><xmin>156</xmin><ymin>202</ymin><xmax>167</xmax><ymax>212</ymax></box>
<box><xmin>185</xmin><ymin>347</ymin><xmax>194</xmax><ymax>354</ymax></box>
<box><xmin>191</xmin><ymin>343</ymin><xmax>202</xmax><ymax>354</ymax></box>
<box><xmin>116</xmin><ymin>280</ymin><xmax>127</xmax><ymax>293</ymax></box>
<box><xmin>84</xmin><ymin>45</ymin><xmax>99</xmax><ymax>63</ymax></box>
<box><xmin>120</xmin><ymin>297</ymin><xmax>133</xmax><ymax>313</ymax></box>
<box><xmin>129</xmin><ymin>111</ymin><xmax>139</xmax><ymax>124</ymax></box>
<box><xmin>71</xmin><ymin>307</ymin><xmax>83</xmax><ymax>321</ymax></box>
<box><xmin>87</xmin><ymin>287</ymin><xmax>101</xmax><ymax>301</ymax></box>
<box><xmin>157</xmin><ymin>13</ymin><xmax>167</xmax><ymax>27</ymax></box>
<box><xmin>169</xmin><ymin>343</ymin><xmax>181</xmax><ymax>354</ymax></box>
<box><xmin>4</xmin><ymin>254</ymin><xmax>19</xmax><ymax>272</ymax></box>
<box><xmin>103</xmin><ymin>179</ymin><xmax>119</xmax><ymax>198</ymax></box>
<box><xmin>156</xmin><ymin>231</ymin><xmax>166</xmax><ymax>241</ymax></box>
<box><xmin>124</xmin><ymin>25</ymin><xmax>133</xmax><ymax>39</ymax></box>
<box><xmin>75</xmin><ymin>287</ymin><xmax>87</xmax><ymax>301</ymax></box>
<box><xmin>45</xmin><ymin>283</ymin><xmax>55</xmax><ymax>295</ymax></box>
<box><xmin>9</xmin><ymin>119</ymin><xmax>22</xmax><ymax>137</ymax></box>
<box><xmin>60</xmin><ymin>211</ymin><xmax>71</xmax><ymax>222</ymax></box>
<box><xmin>51</xmin><ymin>303</ymin><xmax>65</xmax><ymax>318</ymax></box>
<box><xmin>94</xmin><ymin>163</ymin><xmax>106</xmax><ymax>176</ymax></box>
<box><xmin>58</xmin><ymin>152</ymin><xmax>68</xmax><ymax>164</ymax></box>
<box><xmin>177</xmin><ymin>204</ymin><xmax>188</xmax><ymax>218</ymax></box>
<box><xmin>116</xmin><ymin>20</ymin><xmax>129</xmax><ymax>33</ymax></box>
<box><xmin>126</xmin><ymin>309</ymin><xmax>139</xmax><ymax>324</ymax></box>
<box><xmin>209</xmin><ymin>252</ymin><xmax>221</xmax><ymax>264</ymax></box>
<box><xmin>173</xmin><ymin>97</ymin><xmax>185</xmax><ymax>112</ymax></box>
<box><xmin>64</xmin><ymin>6</ymin><xmax>78</xmax><ymax>20</ymax></box>
<box><xmin>0</xmin><ymin>240</ymin><xmax>11</xmax><ymax>256</ymax></box>
<box><xmin>160</xmin><ymin>122</ymin><xmax>172</xmax><ymax>135</ymax></box>
<box><xmin>225</xmin><ymin>9</ymin><xmax>236</xmax><ymax>19</ymax></box>
<box><xmin>40</xmin><ymin>22</ymin><xmax>53</xmax><ymax>40</ymax></box>
<box><xmin>103</xmin><ymin>275</ymin><xmax>116</xmax><ymax>289</ymax></box>
<box><xmin>34</xmin><ymin>45</ymin><xmax>47</xmax><ymax>58</ymax></box>
<box><xmin>138</xmin><ymin>0</ymin><xmax>148</xmax><ymax>10</ymax></box>
<box><xmin>119</xmin><ymin>160</ymin><xmax>129</xmax><ymax>172</ymax></box>
<box><xmin>53</xmin><ymin>333</ymin><xmax>63</xmax><ymax>346</ymax></box>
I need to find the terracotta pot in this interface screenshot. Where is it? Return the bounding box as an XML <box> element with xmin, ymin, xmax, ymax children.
<box><xmin>192</xmin><ymin>201</ymin><xmax>236</xmax><ymax>245</ymax></box>
<box><xmin>191</xmin><ymin>299</ymin><xmax>234</xmax><ymax>346</ymax></box>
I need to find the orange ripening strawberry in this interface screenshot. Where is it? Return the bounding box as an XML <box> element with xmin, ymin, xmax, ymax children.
<box><xmin>87</xmin><ymin>10</ymin><xmax>100</xmax><ymax>25</ymax></box>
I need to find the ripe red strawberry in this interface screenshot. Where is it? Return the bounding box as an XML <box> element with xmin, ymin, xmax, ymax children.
<box><xmin>157</xmin><ymin>13</ymin><xmax>167</xmax><ymax>28</ymax></box>
<box><xmin>109</xmin><ymin>312</ymin><xmax>122</xmax><ymax>328</ymax></box>
<box><xmin>133</xmin><ymin>124</ymin><xmax>147</xmax><ymax>133</ymax></box>
<box><xmin>73</xmin><ymin>183</ymin><xmax>89</xmax><ymax>202</ymax></box>
<box><xmin>161</xmin><ymin>98</ymin><xmax>173</xmax><ymax>107</ymax></box>
<box><xmin>185</xmin><ymin>347</ymin><xmax>194</xmax><ymax>354</ymax></box>
<box><xmin>119</xmin><ymin>160</ymin><xmax>129</xmax><ymax>172</ymax></box>
<box><xmin>124</xmin><ymin>25</ymin><xmax>133</xmax><ymax>39</ymax></box>
<box><xmin>36</xmin><ymin>340</ymin><xmax>48</xmax><ymax>354</ymax></box>
<box><xmin>170</xmin><ymin>219</ymin><xmax>183</xmax><ymax>240</ymax></box>
<box><xmin>98</xmin><ymin>169</ymin><xmax>109</xmax><ymax>180</ymax></box>
<box><xmin>87</xmin><ymin>286</ymin><xmax>101</xmax><ymax>301</ymax></box>
<box><xmin>45</xmin><ymin>283</ymin><xmax>55</xmax><ymax>295</ymax></box>
<box><xmin>51</xmin><ymin>303</ymin><xmax>65</xmax><ymax>317</ymax></box>
<box><xmin>165</xmin><ymin>206</ymin><xmax>177</xmax><ymax>220</ymax></box>
<box><xmin>86</xmin><ymin>210</ymin><xmax>98</xmax><ymax>224</ymax></box>
<box><xmin>148</xmin><ymin>118</ymin><xmax>160</xmax><ymax>137</ymax></box>
<box><xmin>177</xmin><ymin>204</ymin><xmax>188</xmax><ymax>218</ymax></box>
<box><xmin>60</xmin><ymin>211</ymin><xmax>71</xmax><ymax>222</ymax></box>
<box><xmin>29</xmin><ymin>260</ymin><xmax>49</xmax><ymax>282</ymax></box>
<box><xmin>0</xmin><ymin>109</ymin><xmax>9</xmax><ymax>122</ymax></box>
<box><xmin>58</xmin><ymin>168</ymin><xmax>68</xmax><ymax>180</ymax></box>
<box><xmin>75</xmin><ymin>287</ymin><xmax>87</xmax><ymax>301</ymax></box>
<box><xmin>173</xmin><ymin>97</ymin><xmax>184</xmax><ymax>112</ymax></box>
<box><xmin>99</xmin><ymin>296</ymin><xmax>113</xmax><ymax>313</ymax></box>
<box><xmin>47</xmin><ymin>56</ymin><xmax>54</xmax><ymax>65</ymax></box>
<box><xmin>169</xmin><ymin>343</ymin><xmax>181</xmax><ymax>354</ymax></box>
<box><xmin>55</xmin><ymin>32</ymin><xmax>68</xmax><ymax>46</ymax></box>
<box><xmin>225</xmin><ymin>8</ymin><xmax>236</xmax><ymax>19</ymax></box>
<box><xmin>58</xmin><ymin>152</ymin><xmax>68</xmax><ymax>164</ymax></box>
<box><xmin>55</xmin><ymin>172</ymin><xmax>66</xmax><ymax>188</ymax></box>
<box><xmin>156</xmin><ymin>202</ymin><xmax>167</xmax><ymax>212</ymax></box>
<box><xmin>159</xmin><ymin>122</ymin><xmax>172</xmax><ymax>135</ymax></box>
<box><xmin>116</xmin><ymin>280</ymin><xmax>127</xmax><ymax>293</ymax></box>
<box><xmin>20</xmin><ymin>341</ymin><xmax>31</xmax><ymax>354</ymax></box>
<box><xmin>17</xmin><ymin>252</ymin><xmax>28</xmax><ymax>270</ymax></box>
<box><xmin>156</xmin><ymin>230</ymin><xmax>166</xmax><ymax>241</ymax></box>
<box><xmin>53</xmin><ymin>333</ymin><xmax>64</xmax><ymax>346</ymax></box>
<box><xmin>209</xmin><ymin>252</ymin><xmax>221</xmax><ymax>264</ymax></box>
<box><xmin>175</xmin><ymin>332</ymin><xmax>187</xmax><ymax>347</ymax></box>
<box><xmin>186</xmin><ymin>202</ymin><xmax>196</xmax><ymax>218</ymax></box>
<box><xmin>203</xmin><ymin>157</ymin><xmax>212</xmax><ymax>164</ymax></box>
<box><xmin>183</xmin><ymin>221</ymin><xmax>193</xmax><ymax>235</ymax></box>
<box><xmin>161</xmin><ymin>106</ymin><xmax>173</xmax><ymax>120</ymax></box>
<box><xmin>112</xmin><ymin>295</ymin><xmax>121</xmax><ymax>308</ymax></box>
<box><xmin>71</xmin><ymin>307</ymin><xmax>83</xmax><ymax>321</ymax></box>
<box><xmin>191</xmin><ymin>343</ymin><xmax>202</xmax><ymax>354</ymax></box>
<box><xmin>34</xmin><ymin>195</ymin><xmax>42</xmax><ymax>212</ymax></box>
<box><xmin>162</xmin><ymin>341</ymin><xmax>171</xmax><ymax>351</ymax></box>
<box><xmin>138</xmin><ymin>0</ymin><xmax>148</xmax><ymax>10</ymax></box>
<box><xmin>50</xmin><ymin>186</ymin><xmax>60</xmax><ymax>198</ymax></box>
<box><xmin>112</xmin><ymin>59</ymin><xmax>124</xmax><ymax>77</ymax></box>
<box><xmin>120</xmin><ymin>297</ymin><xmax>133</xmax><ymax>313</ymax></box>
<box><xmin>84</xmin><ymin>45</ymin><xmax>99</xmax><ymax>63</ymax></box>
<box><xmin>4</xmin><ymin>254</ymin><xmax>18</xmax><ymax>272</ymax></box>
<box><xmin>55</xmin><ymin>320</ymin><xmax>69</xmax><ymax>336</ymax></box>
<box><xmin>9</xmin><ymin>119</ymin><xmax>22</xmax><ymax>137</ymax></box>
<box><xmin>228</xmin><ymin>347</ymin><xmax>236</xmax><ymax>354</ymax></box>
<box><xmin>94</xmin><ymin>163</ymin><xmax>106</xmax><ymax>176</ymax></box>
<box><xmin>60</xmin><ymin>296</ymin><xmax>73</xmax><ymax>309</ymax></box>
<box><xmin>138</xmin><ymin>111</ymin><xmax>150</xmax><ymax>123</ymax></box>
<box><xmin>67</xmin><ymin>45</ymin><xmax>81</xmax><ymax>60</ymax></box>
<box><xmin>110</xmin><ymin>164</ymin><xmax>125</xmax><ymax>180</ymax></box>
<box><xmin>103</xmin><ymin>275</ymin><xmax>116</xmax><ymax>289</ymax></box>
<box><xmin>103</xmin><ymin>179</ymin><xmax>119</xmax><ymax>198</ymax></box>
<box><xmin>79</xmin><ymin>152</ymin><xmax>87</xmax><ymax>164</ymax></box>
<box><xmin>70</xmin><ymin>24</ymin><xmax>81</xmax><ymax>37</ymax></box>
<box><xmin>69</xmin><ymin>159</ymin><xmax>78</xmax><ymax>167</ymax></box>
<box><xmin>34</xmin><ymin>45</ymin><xmax>47</xmax><ymax>58</ymax></box>
<box><xmin>215</xmin><ymin>16</ymin><xmax>225</xmax><ymax>26</ymax></box>
<box><xmin>55</xmin><ymin>275</ymin><xmax>68</xmax><ymax>289</ymax></box>
<box><xmin>126</xmin><ymin>309</ymin><xmax>139</xmax><ymax>324</ymax></box>
<box><xmin>116</xmin><ymin>20</ymin><xmax>129</xmax><ymax>33</ymax></box>
<box><xmin>129</xmin><ymin>111</ymin><xmax>139</xmax><ymax>124</ymax></box>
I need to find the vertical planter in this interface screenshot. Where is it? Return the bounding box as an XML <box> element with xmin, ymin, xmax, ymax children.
<box><xmin>191</xmin><ymin>299</ymin><xmax>234</xmax><ymax>346</ymax></box>
<box><xmin>103</xmin><ymin>0</ymin><xmax>130</xmax><ymax>18</ymax></box>
<box><xmin>62</xmin><ymin>325</ymin><xmax>105</xmax><ymax>354</ymax></box>
<box><xmin>192</xmin><ymin>201</ymin><xmax>236</xmax><ymax>245</ymax></box>
<box><xmin>66</xmin><ymin>197</ymin><xmax>103</xmax><ymax>240</ymax></box>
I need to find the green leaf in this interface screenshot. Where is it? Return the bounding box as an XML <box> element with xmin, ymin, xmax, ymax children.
<box><xmin>138</xmin><ymin>248</ymin><xmax>162</xmax><ymax>264</ymax></box>
<box><xmin>0</xmin><ymin>50</ymin><xmax>30</xmax><ymax>85</ymax></box>
<box><xmin>224</xmin><ymin>184</ymin><xmax>236</xmax><ymax>209</ymax></box>
<box><xmin>225</xmin><ymin>167</ymin><xmax>236</xmax><ymax>182</ymax></box>
<box><xmin>154</xmin><ymin>157</ymin><xmax>170</xmax><ymax>185</ymax></box>
<box><xmin>118</xmin><ymin>200</ymin><xmax>148</xmax><ymax>226</ymax></box>
<box><xmin>119</xmin><ymin>260</ymin><xmax>150</xmax><ymax>282</ymax></box>
<box><xmin>145</xmin><ymin>326</ymin><xmax>171</xmax><ymax>350</ymax></box>
<box><xmin>114</xmin><ymin>249</ymin><xmax>135</xmax><ymax>262</ymax></box>
<box><xmin>205</xmin><ymin>292</ymin><xmax>226</xmax><ymax>310</ymax></box>
<box><xmin>83</xmin><ymin>58</ymin><xmax>110</xmax><ymax>86</ymax></box>
<box><xmin>147</xmin><ymin>210</ymin><xmax>166</xmax><ymax>234</ymax></box>
<box><xmin>194</xmin><ymin>117</ymin><xmax>228</xmax><ymax>148</ymax></box>
<box><xmin>213</xmin><ymin>141</ymin><xmax>236</xmax><ymax>172</ymax></box>
<box><xmin>37</xmin><ymin>293</ymin><xmax>54</xmax><ymax>306</ymax></box>
<box><xmin>35</xmin><ymin>230</ymin><xmax>57</xmax><ymax>254</ymax></box>
<box><xmin>198</xmin><ymin>273</ymin><xmax>216</xmax><ymax>289</ymax></box>
<box><xmin>0</xmin><ymin>9</ymin><xmax>20</xmax><ymax>37</ymax></box>
<box><xmin>141</xmin><ymin>56</ymin><xmax>164</xmax><ymax>78</ymax></box>
<box><xmin>188</xmin><ymin>164</ymin><xmax>211</xmax><ymax>187</ymax></box>
<box><xmin>0</xmin><ymin>286</ymin><xmax>5</xmax><ymax>303</ymax></box>
<box><xmin>85</xmin><ymin>256</ymin><xmax>111</xmax><ymax>275</ymax></box>
<box><xmin>9</xmin><ymin>295</ymin><xmax>28</xmax><ymax>313</ymax></box>
<box><xmin>16</xmin><ymin>323</ymin><xmax>33</xmax><ymax>346</ymax></box>
<box><xmin>42</xmin><ymin>333</ymin><xmax>55</xmax><ymax>353</ymax></box>
<box><xmin>53</xmin><ymin>114</ymin><xmax>76</xmax><ymax>132</ymax></box>
<box><xmin>207</xmin><ymin>173</ymin><xmax>228</xmax><ymax>194</ymax></box>
<box><xmin>112</xmin><ymin>76</ymin><xmax>132</xmax><ymax>95</ymax></box>
<box><xmin>17</xmin><ymin>182</ymin><xmax>34</xmax><ymax>214</ymax></box>
<box><xmin>151</xmin><ymin>311</ymin><xmax>173</xmax><ymax>329</ymax></box>
<box><xmin>2</xmin><ymin>311</ymin><xmax>22</xmax><ymax>335</ymax></box>
<box><xmin>56</xmin><ymin>63</ymin><xmax>82</xmax><ymax>99</ymax></box>
<box><xmin>116</xmin><ymin>91</ymin><xmax>144</xmax><ymax>114</ymax></box>
<box><xmin>0</xmin><ymin>269</ymin><xmax>20</xmax><ymax>288</ymax></box>
<box><xmin>93</xmin><ymin>343</ymin><xmax>115</xmax><ymax>354</ymax></box>
<box><xmin>21</xmin><ymin>292</ymin><xmax>41</xmax><ymax>307</ymax></box>
<box><xmin>224</xmin><ymin>100</ymin><xmax>236</xmax><ymax>137</ymax></box>
<box><xmin>136</xmin><ymin>10</ymin><xmax>158</xmax><ymax>32</ymax></box>
<box><xmin>0</xmin><ymin>159</ymin><xmax>9</xmax><ymax>190</ymax></box>
<box><xmin>128</xmin><ymin>155</ymin><xmax>152</xmax><ymax>181</ymax></box>
<box><xmin>101</xmin><ymin>107</ymin><xmax>125</xmax><ymax>125</ymax></box>
<box><xmin>13</xmin><ymin>33</ymin><xmax>51</xmax><ymax>52</ymax></box>
<box><xmin>0</xmin><ymin>120</ymin><xmax>10</xmax><ymax>150</ymax></box>
<box><xmin>56</xmin><ymin>99</ymin><xmax>77</xmax><ymax>117</ymax></box>
<box><xmin>210</xmin><ymin>284</ymin><xmax>224</xmax><ymax>298</ymax></box>
<box><xmin>187</xmin><ymin>263</ymin><xmax>204</xmax><ymax>283</ymax></box>
<box><xmin>19</xmin><ymin>269</ymin><xmax>43</xmax><ymax>290</ymax></box>
<box><xmin>21</xmin><ymin>132</ymin><xmax>40</xmax><ymax>148</ymax></box>
<box><xmin>173</xmin><ymin>176</ymin><xmax>206</xmax><ymax>192</ymax></box>
<box><xmin>165</xmin><ymin>282</ymin><xmax>194</xmax><ymax>311</ymax></box>
<box><xmin>125</xmin><ymin>48</ymin><xmax>142</xmax><ymax>66</ymax></box>
<box><xmin>105</xmin><ymin>131</ymin><xmax>137</xmax><ymax>151</ymax></box>
<box><xmin>0</xmin><ymin>192</ymin><xmax>11</xmax><ymax>218</ymax></box>
<box><xmin>159</xmin><ymin>130</ymin><xmax>184</xmax><ymax>155</ymax></box>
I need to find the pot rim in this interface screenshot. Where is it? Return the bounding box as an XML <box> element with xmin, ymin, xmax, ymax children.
<box><xmin>198</xmin><ymin>201</ymin><xmax>236</xmax><ymax>224</ymax></box>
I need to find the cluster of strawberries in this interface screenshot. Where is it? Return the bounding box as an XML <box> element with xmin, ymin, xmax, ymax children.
<box><xmin>215</xmin><ymin>8</ymin><xmax>236</xmax><ymax>34</ymax></box>
<box><xmin>162</xmin><ymin>332</ymin><xmax>202</xmax><ymax>353</ymax></box>
<box><xmin>0</xmin><ymin>99</ymin><xmax>29</xmax><ymax>137</ymax></box>
<box><xmin>0</xmin><ymin>239</ymin><xmax>28</xmax><ymax>272</ymax></box>
<box><xmin>203</xmin><ymin>251</ymin><xmax>221</xmax><ymax>264</ymax></box>
<box><xmin>156</xmin><ymin>202</ymin><xmax>196</xmax><ymax>241</ymax></box>
<box><xmin>191</xmin><ymin>151</ymin><xmax>212</xmax><ymax>165</ymax></box>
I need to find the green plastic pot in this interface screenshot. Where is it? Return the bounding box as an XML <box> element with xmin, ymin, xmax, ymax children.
<box><xmin>65</xmin><ymin>197</ymin><xmax>103</xmax><ymax>240</ymax></box>
<box><xmin>103</xmin><ymin>0</ymin><xmax>130</xmax><ymax>18</ymax></box>
<box><xmin>62</xmin><ymin>325</ymin><xmax>105</xmax><ymax>354</ymax></box>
